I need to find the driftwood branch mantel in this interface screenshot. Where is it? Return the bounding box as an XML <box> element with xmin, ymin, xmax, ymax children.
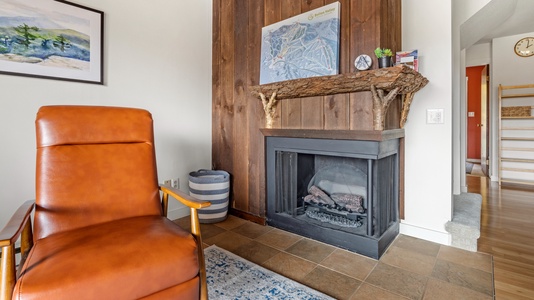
<box><xmin>250</xmin><ymin>65</ymin><xmax>429</xmax><ymax>130</ymax></box>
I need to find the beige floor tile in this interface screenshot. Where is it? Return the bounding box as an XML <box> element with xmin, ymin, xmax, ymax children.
<box><xmin>199</xmin><ymin>223</ymin><xmax>227</xmax><ymax>240</ymax></box>
<box><xmin>366</xmin><ymin>262</ymin><xmax>428</xmax><ymax>300</ymax></box>
<box><xmin>302</xmin><ymin>266</ymin><xmax>362</xmax><ymax>300</ymax></box>
<box><xmin>262</xmin><ymin>252</ymin><xmax>317</xmax><ymax>282</ymax></box>
<box><xmin>320</xmin><ymin>249</ymin><xmax>377</xmax><ymax>281</ymax></box>
<box><xmin>437</xmin><ymin>245</ymin><xmax>493</xmax><ymax>273</ymax></box>
<box><xmin>231</xmin><ymin>221</ymin><xmax>273</xmax><ymax>239</ymax></box>
<box><xmin>423</xmin><ymin>278</ymin><xmax>493</xmax><ymax>300</ymax></box>
<box><xmin>392</xmin><ymin>234</ymin><xmax>441</xmax><ymax>258</ymax></box>
<box><xmin>213</xmin><ymin>215</ymin><xmax>248</xmax><ymax>230</ymax></box>
<box><xmin>351</xmin><ymin>283</ymin><xmax>410</xmax><ymax>300</ymax></box>
<box><xmin>380</xmin><ymin>244</ymin><xmax>437</xmax><ymax>276</ymax></box>
<box><xmin>431</xmin><ymin>260</ymin><xmax>493</xmax><ymax>296</ymax></box>
<box><xmin>285</xmin><ymin>238</ymin><xmax>336</xmax><ymax>263</ymax></box>
<box><xmin>232</xmin><ymin>240</ymin><xmax>281</xmax><ymax>265</ymax></box>
<box><xmin>174</xmin><ymin>217</ymin><xmax>226</xmax><ymax>239</ymax></box>
<box><xmin>255</xmin><ymin>228</ymin><xmax>302</xmax><ymax>250</ymax></box>
<box><xmin>203</xmin><ymin>230</ymin><xmax>251</xmax><ymax>252</ymax></box>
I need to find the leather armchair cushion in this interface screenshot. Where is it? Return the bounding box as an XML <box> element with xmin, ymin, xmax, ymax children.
<box><xmin>36</xmin><ymin>106</ymin><xmax>155</xmax><ymax>147</ymax></box>
<box><xmin>35</xmin><ymin>143</ymin><xmax>162</xmax><ymax>240</ymax></box>
<box><xmin>13</xmin><ymin>216</ymin><xmax>199</xmax><ymax>300</ymax></box>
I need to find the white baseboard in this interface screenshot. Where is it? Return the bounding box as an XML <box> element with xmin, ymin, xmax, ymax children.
<box><xmin>400</xmin><ymin>221</ymin><xmax>451</xmax><ymax>245</ymax></box>
<box><xmin>167</xmin><ymin>206</ymin><xmax>191</xmax><ymax>221</ymax></box>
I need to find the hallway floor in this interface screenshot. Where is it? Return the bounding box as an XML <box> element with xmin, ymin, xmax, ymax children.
<box><xmin>468</xmin><ymin>175</ymin><xmax>534</xmax><ymax>299</ymax></box>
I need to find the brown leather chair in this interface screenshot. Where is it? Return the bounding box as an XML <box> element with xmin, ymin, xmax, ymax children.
<box><xmin>0</xmin><ymin>106</ymin><xmax>210</xmax><ymax>300</ymax></box>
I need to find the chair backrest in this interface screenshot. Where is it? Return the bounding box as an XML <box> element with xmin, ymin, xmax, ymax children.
<box><xmin>34</xmin><ymin>106</ymin><xmax>162</xmax><ymax>240</ymax></box>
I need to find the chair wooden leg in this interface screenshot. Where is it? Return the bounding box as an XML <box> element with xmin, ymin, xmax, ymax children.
<box><xmin>1</xmin><ymin>245</ymin><xmax>16</xmax><ymax>300</ymax></box>
<box><xmin>190</xmin><ymin>208</ymin><xmax>207</xmax><ymax>300</ymax></box>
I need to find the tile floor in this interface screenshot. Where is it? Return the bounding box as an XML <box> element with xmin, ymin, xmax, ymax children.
<box><xmin>174</xmin><ymin>215</ymin><xmax>494</xmax><ymax>300</ymax></box>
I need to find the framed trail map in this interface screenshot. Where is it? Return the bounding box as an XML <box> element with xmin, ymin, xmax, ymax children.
<box><xmin>260</xmin><ymin>2</ymin><xmax>340</xmax><ymax>85</ymax></box>
<box><xmin>0</xmin><ymin>0</ymin><xmax>103</xmax><ymax>84</ymax></box>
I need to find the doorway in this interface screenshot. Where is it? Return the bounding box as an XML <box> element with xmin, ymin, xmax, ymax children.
<box><xmin>466</xmin><ymin>65</ymin><xmax>490</xmax><ymax>177</ymax></box>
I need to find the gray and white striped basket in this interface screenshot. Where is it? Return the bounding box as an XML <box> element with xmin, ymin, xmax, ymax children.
<box><xmin>188</xmin><ymin>169</ymin><xmax>230</xmax><ymax>224</ymax></box>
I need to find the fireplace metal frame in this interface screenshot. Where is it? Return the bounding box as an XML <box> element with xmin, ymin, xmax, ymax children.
<box><xmin>265</xmin><ymin>135</ymin><xmax>400</xmax><ymax>259</ymax></box>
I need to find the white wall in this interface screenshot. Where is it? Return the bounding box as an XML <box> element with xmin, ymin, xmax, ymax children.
<box><xmin>400</xmin><ymin>1</ymin><xmax>453</xmax><ymax>244</ymax></box>
<box><xmin>489</xmin><ymin>32</ymin><xmax>534</xmax><ymax>180</ymax></box>
<box><xmin>400</xmin><ymin>0</ymin><xmax>531</xmax><ymax>245</ymax></box>
<box><xmin>0</xmin><ymin>0</ymin><xmax>213</xmax><ymax>228</ymax></box>
<box><xmin>466</xmin><ymin>43</ymin><xmax>491</xmax><ymax>67</ymax></box>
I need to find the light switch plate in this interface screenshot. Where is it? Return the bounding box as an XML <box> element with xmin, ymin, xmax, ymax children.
<box><xmin>427</xmin><ymin>109</ymin><xmax>444</xmax><ymax>124</ymax></box>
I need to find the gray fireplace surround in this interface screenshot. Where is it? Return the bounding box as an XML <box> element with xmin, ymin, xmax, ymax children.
<box><xmin>263</xmin><ymin>129</ymin><xmax>403</xmax><ymax>259</ymax></box>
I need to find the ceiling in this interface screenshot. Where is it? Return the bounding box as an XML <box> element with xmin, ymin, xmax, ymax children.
<box><xmin>471</xmin><ymin>0</ymin><xmax>534</xmax><ymax>46</ymax></box>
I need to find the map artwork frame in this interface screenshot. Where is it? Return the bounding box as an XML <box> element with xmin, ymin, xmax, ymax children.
<box><xmin>260</xmin><ymin>2</ymin><xmax>340</xmax><ymax>85</ymax></box>
<box><xmin>0</xmin><ymin>0</ymin><xmax>104</xmax><ymax>84</ymax></box>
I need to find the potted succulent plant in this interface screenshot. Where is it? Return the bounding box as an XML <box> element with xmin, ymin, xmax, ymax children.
<box><xmin>374</xmin><ymin>47</ymin><xmax>393</xmax><ymax>68</ymax></box>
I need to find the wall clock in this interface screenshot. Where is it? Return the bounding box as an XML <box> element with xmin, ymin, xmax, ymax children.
<box><xmin>514</xmin><ymin>37</ymin><xmax>534</xmax><ymax>57</ymax></box>
<box><xmin>355</xmin><ymin>54</ymin><xmax>372</xmax><ymax>70</ymax></box>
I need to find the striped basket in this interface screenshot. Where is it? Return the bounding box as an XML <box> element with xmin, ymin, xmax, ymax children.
<box><xmin>189</xmin><ymin>169</ymin><xmax>230</xmax><ymax>224</ymax></box>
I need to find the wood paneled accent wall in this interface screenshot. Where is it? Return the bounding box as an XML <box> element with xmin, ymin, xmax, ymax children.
<box><xmin>212</xmin><ymin>0</ymin><xmax>402</xmax><ymax>221</ymax></box>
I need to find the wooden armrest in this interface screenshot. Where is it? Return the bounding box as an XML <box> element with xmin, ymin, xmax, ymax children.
<box><xmin>159</xmin><ymin>185</ymin><xmax>211</xmax><ymax>210</ymax></box>
<box><xmin>159</xmin><ymin>184</ymin><xmax>210</xmax><ymax>300</ymax></box>
<box><xmin>1</xmin><ymin>200</ymin><xmax>34</xmax><ymax>300</ymax></box>
<box><xmin>0</xmin><ymin>200</ymin><xmax>35</xmax><ymax>247</ymax></box>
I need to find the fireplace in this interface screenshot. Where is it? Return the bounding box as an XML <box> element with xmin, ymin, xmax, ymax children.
<box><xmin>264</xmin><ymin>130</ymin><xmax>402</xmax><ymax>259</ymax></box>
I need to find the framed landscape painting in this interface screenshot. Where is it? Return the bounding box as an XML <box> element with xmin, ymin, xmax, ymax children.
<box><xmin>0</xmin><ymin>0</ymin><xmax>103</xmax><ymax>84</ymax></box>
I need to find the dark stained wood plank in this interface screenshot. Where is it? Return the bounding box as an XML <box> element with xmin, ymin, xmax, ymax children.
<box><xmin>247</xmin><ymin>1</ymin><xmax>265</xmax><ymax>216</ymax></box>
<box><xmin>263</xmin><ymin>0</ymin><xmax>282</xmax><ymax>129</ymax></box>
<box><xmin>280</xmin><ymin>0</ymin><xmax>303</xmax><ymax>129</ymax></box>
<box><xmin>352</xmin><ymin>0</ymin><xmax>380</xmax><ymax>69</ymax></box>
<box><xmin>349</xmin><ymin>0</ymin><xmax>380</xmax><ymax>131</ymax></box>
<box><xmin>300</xmin><ymin>0</ymin><xmax>325</xmax><ymax>129</ymax></box>
<box><xmin>385</xmin><ymin>96</ymin><xmax>401</xmax><ymax>129</ymax></box>
<box><xmin>350</xmin><ymin>92</ymin><xmax>374</xmax><ymax>130</ymax></box>
<box><xmin>380</xmin><ymin>0</ymin><xmax>402</xmax><ymax>54</ymax></box>
<box><xmin>232</xmin><ymin>0</ymin><xmax>250</xmax><ymax>212</ymax></box>
<box><xmin>217</xmin><ymin>0</ymin><xmax>237</xmax><ymax>209</ymax></box>
<box><xmin>324</xmin><ymin>0</ymin><xmax>349</xmax><ymax>130</ymax></box>
<box><xmin>212</xmin><ymin>0</ymin><xmax>223</xmax><ymax>169</ymax></box>
<box><xmin>398</xmin><ymin>137</ymin><xmax>404</xmax><ymax>219</ymax></box>
<box><xmin>324</xmin><ymin>94</ymin><xmax>349</xmax><ymax>130</ymax></box>
<box><xmin>391</xmin><ymin>0</ymin><xmax>402</xmax><ymax>54</ymax></box>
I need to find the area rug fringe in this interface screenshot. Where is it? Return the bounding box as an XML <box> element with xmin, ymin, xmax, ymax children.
<box><xmin>204</xmin><ymin>245</ymin><xmax>334</xmax><ymax>299</ymax></box>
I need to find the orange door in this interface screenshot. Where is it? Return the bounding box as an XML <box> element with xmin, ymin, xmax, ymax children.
<box><xmin>466</xmin><ymin>66</ymin><xmax>485</xmax><ymax>160</ymax></box>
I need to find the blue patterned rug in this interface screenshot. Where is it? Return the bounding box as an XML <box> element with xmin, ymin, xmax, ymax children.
<box><xmin>205</xmin><ymin>245</ymin><xmax>334</xmax><ymax>300</ymax></box>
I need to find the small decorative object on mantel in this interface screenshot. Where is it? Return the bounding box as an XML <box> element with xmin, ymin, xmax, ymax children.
<box><xmin>354</xmin><ymin>54</ymin><xmax>372</xmax><ymax>71</ymax></box>
<box><xmin>396</xmin><ymin>50</ymin><xmax>418</xmax><ymax>71</ymax></box>
<box><xmin>374</xmin><ymin>47</ymin><xmax>393</xmax><ymax>68</ymax></box>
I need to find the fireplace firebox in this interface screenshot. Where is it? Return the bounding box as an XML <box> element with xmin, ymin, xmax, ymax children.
<box><xmin>264</xmin><ymin>130</ymin><xmax>402</xmax><ymax>259</ymax></box>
